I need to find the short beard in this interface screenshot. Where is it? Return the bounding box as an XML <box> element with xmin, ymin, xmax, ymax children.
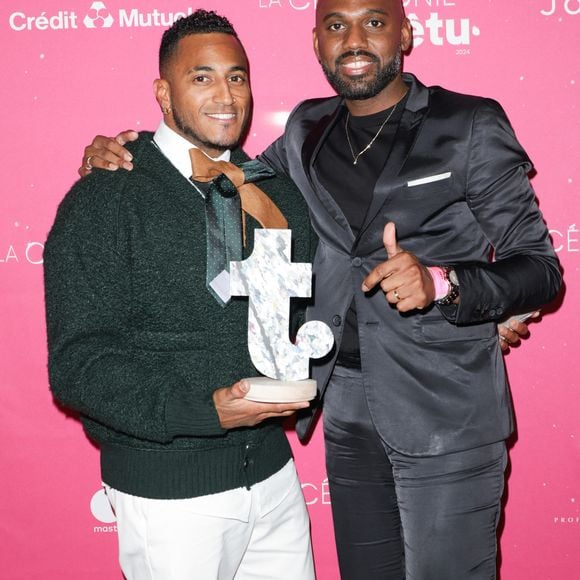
<box><xmin>172</xmin><ymin>107</ymin><xmax>242</xmax><ymax>154</ymax></box>
<box><xmin>321</xmin><ymin>47</ymin><xmax>402</xmax><ymax>101</ymax></box>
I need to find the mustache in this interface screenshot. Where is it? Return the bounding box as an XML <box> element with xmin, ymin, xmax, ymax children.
<box><xmin>336</xmin><ymin>50</ymin><xmax>379</xmax><ymax>66</ymax></box>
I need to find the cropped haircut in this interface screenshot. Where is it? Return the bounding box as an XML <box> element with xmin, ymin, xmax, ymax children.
<box><xmin>159</xmin><ymin>10</ymin><xmax>239</xmax><ymax>75</ymax></box>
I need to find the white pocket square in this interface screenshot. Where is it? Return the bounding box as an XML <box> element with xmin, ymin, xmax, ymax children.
<box><xmin>407</xmin><ymin>172</ymin><xmax>452</xmax><ymax>187</ymax></box>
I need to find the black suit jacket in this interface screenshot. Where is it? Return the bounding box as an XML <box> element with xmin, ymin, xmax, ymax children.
<box><xmin>260</xmin><ymin>74</ymin><xmax>561</xmax><ymax>455</ymax></box>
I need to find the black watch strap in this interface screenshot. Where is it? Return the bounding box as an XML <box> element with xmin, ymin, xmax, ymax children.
<box><xmin>436</xmin><ymin>267</ymin><xmax>459</xmax><ymax>305</ymax></box>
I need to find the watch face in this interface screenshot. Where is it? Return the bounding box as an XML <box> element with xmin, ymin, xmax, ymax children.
<box><xmin>449</xmin><ymin>269</ymin><xmax>459</xmax><ymax>286</ymax></box>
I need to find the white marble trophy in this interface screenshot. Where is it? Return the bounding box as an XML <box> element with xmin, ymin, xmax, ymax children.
<box><xmin>230</xmin><ymin>229</ymin><xmax>334</xmax><ymax>402</ymax></box>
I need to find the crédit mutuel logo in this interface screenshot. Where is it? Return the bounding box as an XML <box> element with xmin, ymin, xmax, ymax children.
<box><xmin>8</xmin><ymin>2</ymin><xmax>195</xmax><ymax>32</ymax></box>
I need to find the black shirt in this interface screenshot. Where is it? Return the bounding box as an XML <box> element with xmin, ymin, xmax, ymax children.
<box><xmin>314</xmin><ymin>96</ymin><xmax>407</xmax><ymax>361</ymax></box>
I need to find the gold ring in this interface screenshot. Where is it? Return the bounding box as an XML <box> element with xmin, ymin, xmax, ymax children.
<box><xmin>393</xmin><ymin>289</ymin><xmax>400</xmax><ymax>301</ymax></box>
<box><xmin>85</xmin><ymin>155</ymin><xmax>95</xmax><ymax>170</ymax></box>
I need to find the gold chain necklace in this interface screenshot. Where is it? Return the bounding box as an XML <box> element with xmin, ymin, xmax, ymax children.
<box><xmin>344</xmin><ymin>103</ymin><xmax>398</xmax><ymax>166</ymax></box>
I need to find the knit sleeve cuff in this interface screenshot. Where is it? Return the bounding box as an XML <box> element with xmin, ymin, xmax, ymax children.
<box><xmin>165</xmin><ymin>386</ymin><xmax>226</xmax><ymax>438</ymax></box>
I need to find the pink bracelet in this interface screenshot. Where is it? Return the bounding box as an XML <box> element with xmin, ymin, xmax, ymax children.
<box><xmin>427</xmin><ymin>266</ymin><xmax>450</xmax><ymax>300</ymax></box>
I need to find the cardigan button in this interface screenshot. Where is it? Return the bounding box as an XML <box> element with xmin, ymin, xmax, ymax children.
<box><xmin>332</xmin><ymin>315</ymin><xmax>342</xmax><ymax>327</ymax></box>
<box><xmin>352</xmin><ymin>257</ymin><xmax>363</xmax><ymax>267</ymax></box>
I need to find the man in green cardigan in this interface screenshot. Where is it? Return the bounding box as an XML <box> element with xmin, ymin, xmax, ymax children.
<box><xmin>44</xmin><ymin>10</ymin><xmax>315</xmax><ymax>580</ymax></box>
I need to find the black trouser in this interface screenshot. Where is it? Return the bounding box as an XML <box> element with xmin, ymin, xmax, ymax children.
<box><xmin>323</xmin><ymin>365</ymin><xmax>507</xmax><ymax>580</ymax></box>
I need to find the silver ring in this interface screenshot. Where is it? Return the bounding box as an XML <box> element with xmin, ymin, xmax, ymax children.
<box><xmin>393</xmin><ymin>289</ymin><xmax>400</xmax><ymax>301</ymax></box>
<box><xmin>85</xmin><ymin>155</ymin><xmax>95</xmax><ymax>170</ymax></box>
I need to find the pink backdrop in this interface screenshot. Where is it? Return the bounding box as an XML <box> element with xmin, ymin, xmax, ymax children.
<box><xmin>1</xmin><ymin>1</ymin><xmax>578</xmax><ymax>578</ymax></box>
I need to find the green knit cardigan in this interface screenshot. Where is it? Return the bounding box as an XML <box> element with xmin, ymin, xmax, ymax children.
<box><xmin>44</xmin><ymin>133</ymin><xmax>315</xmax><ymax>499</ymax></box>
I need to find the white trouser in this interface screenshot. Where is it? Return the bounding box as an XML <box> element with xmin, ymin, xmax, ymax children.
<box><xmin>104</xmin><ymin>460</ymin><xmax>314</xmax><ymax>580</ymax></box>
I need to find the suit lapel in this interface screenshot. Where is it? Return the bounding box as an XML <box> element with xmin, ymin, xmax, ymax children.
<box><xmin>301</xmin><ymin>105</ymin><xmax>340</xmax><ymax>172</ymax></box>
<box><xmin>355</xmin><ymin>75</ymin><xmax>430</xmax><ymax>251</ymax></box>
<box><xmin>301</xmin><ymin>100</ymin><xmax>355</xmax><ymax>238</ymax></box>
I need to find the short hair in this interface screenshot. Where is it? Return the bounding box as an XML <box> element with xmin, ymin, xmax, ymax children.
<box><xmin>159</xmin><ymin>9</ymin><xmax>239</xmax><ymax>75</ymax></box>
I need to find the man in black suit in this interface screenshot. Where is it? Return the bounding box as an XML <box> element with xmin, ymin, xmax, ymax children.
<box><xmin>79</xmin><ymin>0</ymin><xmax>561</xmax><ymax>577</ymax></box>
<box><xmin>258</xmin><ymin>1</ymin><xmax>560</xmax><ymax>578</ymax></box>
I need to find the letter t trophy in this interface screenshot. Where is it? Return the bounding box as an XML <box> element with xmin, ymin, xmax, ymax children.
<box><xmin>230</xmin><ymin>229</ymin><xmax>334</xmax><ymax>402</ymax></box>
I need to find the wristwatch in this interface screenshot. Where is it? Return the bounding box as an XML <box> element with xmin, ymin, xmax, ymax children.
<box><xmin>436</xmin><ymin>267</ymin><xmax>460</xmax><ymax>305</ymax></box>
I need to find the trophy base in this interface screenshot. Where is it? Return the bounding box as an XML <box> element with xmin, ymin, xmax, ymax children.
<box><xmin>243</xmin><ymin>377</ymin><xmax>317</xmax><ymax>403</ymax></box>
